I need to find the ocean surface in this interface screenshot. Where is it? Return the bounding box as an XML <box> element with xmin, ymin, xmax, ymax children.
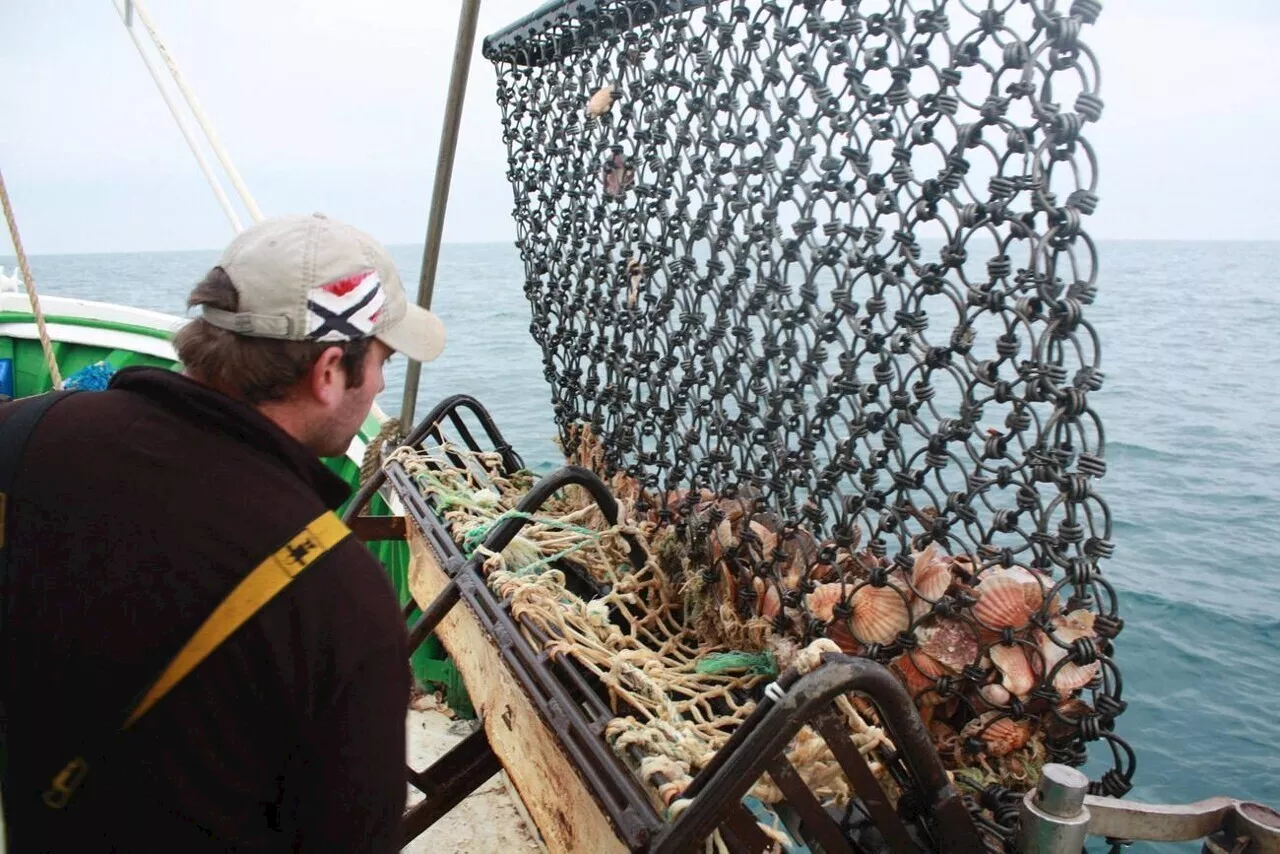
<box><xmin>5</xmin><ymin>240</ymin><xmax>1278</xmax><ymax>850</ymax></box>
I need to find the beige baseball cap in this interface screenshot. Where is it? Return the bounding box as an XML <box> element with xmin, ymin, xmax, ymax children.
<box><xmin>201</xmin><ymin>212</ymin><xmax>446</xmax><ymax>363</ymax></box>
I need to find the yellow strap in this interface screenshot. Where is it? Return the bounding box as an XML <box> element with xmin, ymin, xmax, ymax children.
<box><xmin>121</xmin><ymin>509</ymin><xmax>350</xmax><ymax>729</ymax></box>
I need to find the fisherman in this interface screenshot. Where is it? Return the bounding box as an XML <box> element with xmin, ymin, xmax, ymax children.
<box><xmin>0</xmin><ymin>213</ymin><xmax>445</xmax><ymax>851</ymax></box>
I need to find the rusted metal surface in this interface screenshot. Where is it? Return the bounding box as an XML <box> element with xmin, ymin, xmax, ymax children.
<box><xmin>347</xmin><ymin>514</ymin><xmax>405</xmax><ymax>542</ymax></box>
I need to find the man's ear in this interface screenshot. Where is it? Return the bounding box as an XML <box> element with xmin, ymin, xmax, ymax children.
<box><xmin>307</xmin><ymin>345</ymin><xmax>349</xmax><ymax>407</ymax></box>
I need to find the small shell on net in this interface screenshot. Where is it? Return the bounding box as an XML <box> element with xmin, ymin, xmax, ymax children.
<box><xmin>1046</xmin><ymin>698</ymin><xmax>1093</xmax><ymax>739</ymax></box>
<box><xmin>586</xmin><ymin>84</ymin><xmax>616</xmax><ymax>117</ymax></box>
<box><xmin>852</xmin><ymin>583</ymin><xmax>911</xmax><ymax>646</ymax></box>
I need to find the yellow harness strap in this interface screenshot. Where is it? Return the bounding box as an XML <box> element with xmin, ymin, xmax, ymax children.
<box><xmin>43</xmin><ymin>509</ymin><xmax>350</xmax><ymax>810</ymax></box>
<box><xmin>124</xmin><ymin>509</ymin><xmax>350</xmax><ymax>728</ymax></box>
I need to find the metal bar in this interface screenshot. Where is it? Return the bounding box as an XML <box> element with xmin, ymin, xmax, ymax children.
<box><xmin>764</xmin><ymin>756</ymin><xmax>856</xmax><ymax>854</ymax></box>
<box><xmin>388</xmin><ymin>462</ymin><xmax>665</xmax><ymax>850</ymax></box>
<box><xmin>127</xmin><ymin>0</ymin><xmax>264</xmax><ymax>223</ymax></box>
<box><xmin>654</xmin><ymin>655</ymin><xmax>986</xmax><ymax>854</ymax></box>
<box><xmin>811</xmin><ymin>709</ymin><xmax>919</xmax><ymax>854</ymax></box>
<box><xmin>1084</xmin><ymin>795</ymin><xmax>1243</xmax><ymax>842</ymax></box>
<box><xmin>341</xmin><ymin>393</ymin><xmax>515</xmax><ymax>528</ymax></box>
<box><xmin>717</xmin><ymin>803</ymin><xmax>777</xmax><ymax>853</ymax></box>
<box><xmin>481</xmin><ymin>0</ymin><xmax>718</xmax><ymax>67</ymax></box>
<box><xmin>401</xmin><ymin>724</ymin><xmax>501</xmax><ymax>846</ymax></box>
<box><xmin>399</xmin><ymin>0</ymin><xmax>483</xmax><ymax>428</ymax></box>
<box><xmin>110</xmin><ymin>0</ymin><xmax>243</xmax><ymax>232</ymax></box>
<box><xmin>347</xmin><ymin>514</ymin><xmax>406</xmax><ymax>542</ymax></box>
<box><xmin>407</xmin><ymin>579</ymin><xmax>462</xmax><ymax>652</ymax></box>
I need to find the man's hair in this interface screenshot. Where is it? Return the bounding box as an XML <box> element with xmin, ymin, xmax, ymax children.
<box><xmin>173</xmin><ymin>266</ymin><xmax>371</xmax><ymax>404</ymax></box>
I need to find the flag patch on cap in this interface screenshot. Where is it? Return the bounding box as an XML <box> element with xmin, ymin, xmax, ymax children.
<box><xmin>306</xmin><ymin>269</ymin><xmax>385</xmax><ymax>341</ymax></box>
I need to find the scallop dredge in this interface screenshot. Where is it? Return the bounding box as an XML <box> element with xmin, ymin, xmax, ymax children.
<box><xmin>390</xmin><ymin>416</ymin><xmax>1124</xmax><ymax>826</ymax></box>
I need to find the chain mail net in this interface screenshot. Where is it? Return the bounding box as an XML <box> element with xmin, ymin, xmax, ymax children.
<box><xmin>475</xmin><ymin>0</ymin><xmax>1131</xmax><ymax>840</ymax></box>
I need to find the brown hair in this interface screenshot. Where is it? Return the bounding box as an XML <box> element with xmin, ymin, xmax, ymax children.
<box><xmin>173</xmin><ymin>266</ymin><xmax>371</xmax><ymax>404</ymax></box>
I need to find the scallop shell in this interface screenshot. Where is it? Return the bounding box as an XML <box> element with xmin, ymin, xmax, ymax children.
<box><xmin>805</xmin><ymin>582</ymin><xmax>848</xmax><ymax>623</ymax></box>
<box><xmin>911</xmin><ymin>544</ymin><xmax>954</xmax><ymax>602</ymax></box>
<box><xmin>747</xmin><ymin>520</ymin><xmax>777</xmax><ymax>562</ymax></box>
<box><xmin>1001</xmin><ymin>565</ymin><xmax>1050</xmax><ymax>612</ymax></box>
<box><xmin>972</xmin><ymin>573</ymin><xmax>1034</xmax><ymax>629</ymax></box>
<box><xmin>714</xmin><ymin>517</ymin><xmax>739</xmax><ymax>551</ymax></box>
<box><xmin>911</xmin><ymin>650</ymin><xmax>949</xmax><ymax>679</ymax></box>
<box><xmin>586</xmin><ymin>84</ymin><xmax>616</xmax><ymax>117</ymax></box>
<box><xmin>962</xmin><ymin>712</ymin><xmax>1032</xmax><ymax>758</ymax></box>
<box><xmin>852</xmin><ymin>584</ymin><xmax>911</xmax><ymax>645</ymax></box>
<box><xmin>825</xmin><ymin>619</ymin><xmax>863</xmax><ymax>656</ymax></box>
<box><xmin>892</xmin><ymin>654</ymin><xmax>940</xmax><ymax>704</ymax></box>
<box><xmin>989</xmin><ymin>643</ymin><xmax>1036</xmax><ymax>698</ymax></box>
<box><xmin>979</xmin><ymin>683</ymin><xmax>1012</xmax><ymax>707</ymax></box>
<box><xmin>752</xmin><ymin>577</ymin><xmax>782</xmax><ymax>620</ymax></box>
<box><xmin>915</xmin><ymin>617</ymin><xmax>979</xmax><ymax>673</ymax></box>
<box><xmin>1038</xmin><ymin>609</ymin><xmax>1100</xmax><ymax>696</ymax></box>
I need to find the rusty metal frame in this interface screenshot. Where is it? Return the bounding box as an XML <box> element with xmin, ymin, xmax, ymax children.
<box><xmin>368</xmin><ymin>394</ymin><xmax>991</xmax><ymax>852</ymax></box>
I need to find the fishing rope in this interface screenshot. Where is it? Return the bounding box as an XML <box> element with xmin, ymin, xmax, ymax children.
<box><xmin>0</xmin><ymin>167</ymin><xmax>62</xmax><ymax>390</ymax></box>
<box><xmin>392</xmin><ymin>440</ymin><xmax>895</xmax><ymax>817</ymax></box>
<box><xmin>358</xmin><ymin>416</ymin><xmax>401</xmax><ymax>486</ymax></box>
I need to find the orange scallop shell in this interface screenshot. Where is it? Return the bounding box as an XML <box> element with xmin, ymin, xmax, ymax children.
<box><xmin>972</xmin><ymin>573</ymin><xmax>1034</xmax><ymax>629</ymax></box>
<box><xmin>825</xmin><ymin>620</ymin><xmax>863</xmax><ymax>656</ymax></box>
<box><xmin>911</xmin><ymin>650</ymin><xmax>949</xmax><ymax>679</ymax></box>
<box><xmin>911</xmin><ymin>544</ymin><xmax>954</xmax><ymax>603</ymax></box>
<box><xmin>805</xmin><ymin>582</ymin><xmax>848</xmax><ymax>623</ymax></box>
<box><xmin>962</xmin><ymin>712</ymin><xmax>1032</xmax><ymax>758</ymax></box>
<box><xmin>989</xmin><ymin>643</ymin><xmax>1037</xmax><ymax>698</ymax></box>
<box><xmin>852</xmin><ymin>583</ymin><xmax>911</xmax><ymax>645</ymax></box>
<box><xmin>892</xmin><ymin>654</ymin><xmax>941</xmax><ymax>705</ymax></box>
<box><xmin>1038</xmin><ymin>609</ymin><xmax>1100</xmax><ymax>696</ymax></box>
<box><xmin>752</xmin><ymin>577</ymin><xmax>783</xmax><ymax>620</ymax></box>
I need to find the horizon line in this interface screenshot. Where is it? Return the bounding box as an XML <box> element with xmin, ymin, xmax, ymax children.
<box><xmin>5</xmin><ymin>236</ymin><xmax>1279</xmax><ymax>260</ymax></box>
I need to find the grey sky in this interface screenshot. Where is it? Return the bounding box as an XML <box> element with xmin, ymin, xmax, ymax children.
<box><xmin>2</xmin><ymin>0</ymin><xmax>1276</xmax><ymax>255</ymax></box>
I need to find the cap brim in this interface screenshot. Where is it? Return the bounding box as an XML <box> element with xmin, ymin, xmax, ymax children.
<box><xmin>376</xmin><ymin>304</ymin><xmax>446</xmax><ymax>363</ymax></box>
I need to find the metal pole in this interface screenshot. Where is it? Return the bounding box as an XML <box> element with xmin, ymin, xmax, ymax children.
<box><xmin>399</xmin><ymin>0</ymin><xmax>483</xmax><ymax>429</ymax></box>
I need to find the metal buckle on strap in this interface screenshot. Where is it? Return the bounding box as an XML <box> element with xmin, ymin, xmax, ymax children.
<box><xmin>42</xmin><ymin>756</ymin><xmax>89</xmax><ymax>809</ymax></box>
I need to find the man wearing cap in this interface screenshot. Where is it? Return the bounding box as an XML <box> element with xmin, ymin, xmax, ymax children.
<box><xmin>0</xmin><ymin>214</ymin><xmax>444</xmax><ymax>851</ymax></box>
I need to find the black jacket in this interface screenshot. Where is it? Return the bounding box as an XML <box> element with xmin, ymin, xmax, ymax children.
<box><xmin>0</xmin><ymin>367</ymin><xmax>409</xmax><ymax>852</ymax></box>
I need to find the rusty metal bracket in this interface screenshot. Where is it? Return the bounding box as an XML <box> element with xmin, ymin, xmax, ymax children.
<box><xmin>347</xmin><ymin>514</ymin><xmax>406</xmax><ymax>542</ymax></box>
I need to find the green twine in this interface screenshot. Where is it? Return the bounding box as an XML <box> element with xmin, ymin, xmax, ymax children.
<box><xmin>694</xmin><ymin>650</ymin><xmax>779</xmax><ymax>678</ymax></box>
<box><xmin>461</xmin><ymin>509</ymin><xmax>607</xmax><ymax>576</ymax></box>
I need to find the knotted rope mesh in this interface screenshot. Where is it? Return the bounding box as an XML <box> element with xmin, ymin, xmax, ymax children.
<box><xmin>484</xmin><ymin>0</ymin><xmax>1130</xmax><ymax>821</ymax></box>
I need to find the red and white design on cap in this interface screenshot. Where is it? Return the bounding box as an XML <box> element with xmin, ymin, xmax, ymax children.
<box><xmin>306</xmin><ymin>269</ymin><xmax>386</xmax><ymax>342</ymax></box>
